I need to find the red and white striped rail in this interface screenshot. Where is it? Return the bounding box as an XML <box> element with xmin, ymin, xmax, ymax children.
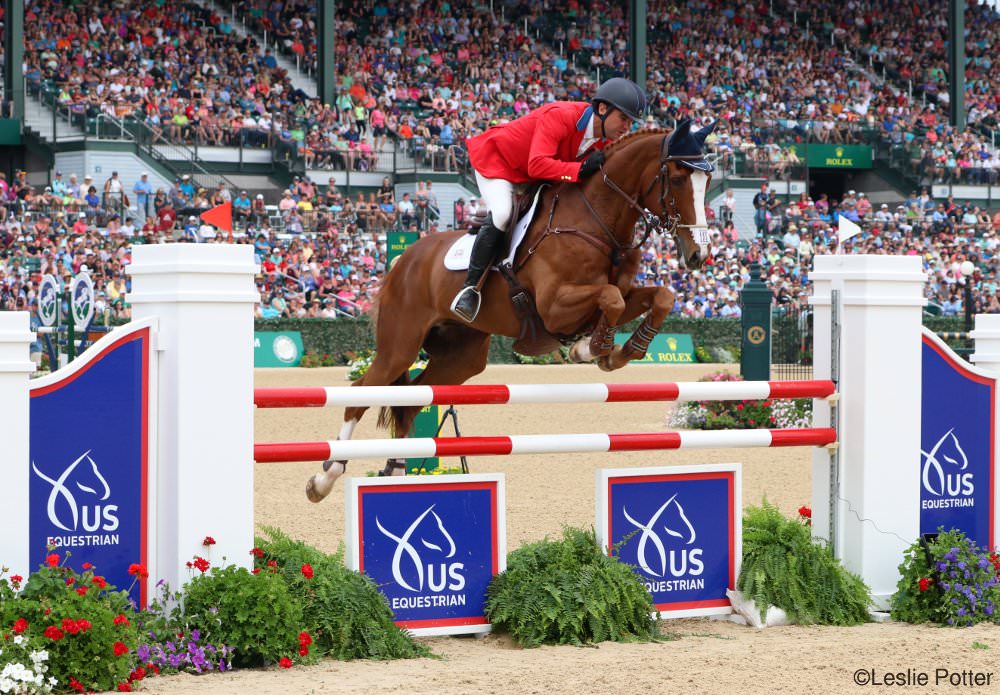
<box><xmin>253</xmin><ymin>427</ymin><xmax>836</xmax><ymax>463</ymax></box>
<box><xmin>254</xmin><ymin>380</ymin><xmax>835</xmax><ymax>409</ymax></box>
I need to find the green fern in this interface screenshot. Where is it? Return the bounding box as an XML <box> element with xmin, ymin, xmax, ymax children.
<box><xmin>737</xmin><ymin>502</ymin><xmax>871</xmax><ymax>625</ymax></box>
<box><xmin>485</xmin><ymin>527</ymin><xmax>661</xmax><ymax>647</ymax></box>
<box><xmin>255</xmin><ymin>526</ymin><xmax>431</xmax><ymax>660</ymax></box>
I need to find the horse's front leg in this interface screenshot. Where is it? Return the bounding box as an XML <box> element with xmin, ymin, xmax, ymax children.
<box><xmin>537</xmin><ymin>283</ymin><xmax>625</xmax><ymax>363</ymax></box>
<box><xmin>597</xmin><ymin>285</ymin><xmax>676</xmax><ymax>371</ymax></box>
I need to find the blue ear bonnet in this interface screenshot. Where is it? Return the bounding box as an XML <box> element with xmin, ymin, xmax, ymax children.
<box><xmin>667</xmin><ymin>118</ymin><xmax>717</xmax><ymax>172</ymax></box>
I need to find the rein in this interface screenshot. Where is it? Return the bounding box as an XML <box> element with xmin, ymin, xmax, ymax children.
<box><xmin>516</xmin><ymin>135</ymin><xmax>706</xmax><ymax>272</ymax></box>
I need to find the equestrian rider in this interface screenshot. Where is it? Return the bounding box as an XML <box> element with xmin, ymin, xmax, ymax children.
<box><xmin>450</xmin><ymin>77</ymin><xmax>647</xmax><ymax>322</ymax></box>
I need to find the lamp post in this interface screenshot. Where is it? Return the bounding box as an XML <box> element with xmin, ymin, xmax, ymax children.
<box><xmin>960</xmin><ymin>260</ymin><xmax>975</xmax><ymax>347</ymax></box>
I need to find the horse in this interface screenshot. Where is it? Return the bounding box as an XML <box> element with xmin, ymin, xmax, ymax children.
<box><xmin>306</xmin><ymin>118</ymin><xmax>715</xmax><ymax>502</ymax></box>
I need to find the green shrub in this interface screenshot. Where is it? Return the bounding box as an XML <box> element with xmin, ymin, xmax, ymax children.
<box><xmin>485</xmin><ymin>527</ymin><xmax>659</xmax><ymax>647</ymax></box>
<box><xmin>738</xmin><ymin>502</ymin><xmax>871</xmax><ymax>625</ymax></box>
<box><xmin>0</xmin><ymin>554</ymin><xmax>141</xmax><ymax>692</ymax></box>
<box><xmin>181</xmin><ymin>564</ymin><xmax>303</xmax><ymax>668</ymax></box>
<box><xmin>254</xmin><ymin>527</ymin><xmax>430</xmax><ymax>660</ymax></box>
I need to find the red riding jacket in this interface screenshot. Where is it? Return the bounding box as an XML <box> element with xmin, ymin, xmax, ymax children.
<box><xmin>466</xmin><ymin>102</ymin><xmax>611</xmax><ymax>184</ymax></box>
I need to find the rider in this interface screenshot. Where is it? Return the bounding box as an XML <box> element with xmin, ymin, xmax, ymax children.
<box><xmin>450</xmin><ymin>77</ymin><xmax>647</xmax><ymax>322</ymax></box>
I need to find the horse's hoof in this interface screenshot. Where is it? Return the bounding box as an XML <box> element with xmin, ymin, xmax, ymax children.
<box><xmin>305</xmin><ymin>476</ymin><xmax>327</xmax><ymax>503</ymax></box>
<box><xmin>306</xmin><ymin>461</ymin><xmax>347</xmax><ymax>503</ymax></box>
<box><xmin>378</xmin><ymin>459</ymin><xmax>408</xmax><ymax>477</ymax></box>
<box><xmin>597</xmin><ymin>356</ymin><xmax>616</xmax><ymax>372</ymax></box>
<box><xmin>568</xmin><ymin>337</ymin><xmax>594</xmax><ymax>363</ymax></box>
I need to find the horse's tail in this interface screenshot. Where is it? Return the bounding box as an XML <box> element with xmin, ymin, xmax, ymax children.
<box><xmin>376</xmin><ymin>370</ymin><xmax>411</xmax><ymax>436</ymax></box>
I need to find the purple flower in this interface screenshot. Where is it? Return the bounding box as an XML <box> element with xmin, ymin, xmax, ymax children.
<box><xmin>957</xmin><ymin>608</ymin><xmax>967</xmax><ymax>617</ymax></box>
<box><xmin>937</xmin><ymin>561</ymin><xmax>948</xmax><ymax>572</ymax></box>
<box><xmin>957</xmin><ymin>561</ymin><xmax>967</xmax><ymax>570</ymax></box>
<box><xmin>137</xmin><ymin>644</ymin><xmax>151</xmax><ymax>662</ymax></box>
<box><xmin>166</xmin><ymin>641</ymin><xmax>176</xmax><ymax>653</ymax></box>
<box><xmin>191</xmin><ymin>629</ymin><xmax>201</xmax><ymax>642</ymax></box>
<box><xmin>169</xmin><ymin>654</ymin><xmax>184</xmax><ymax>669</ymax></box>
<box><xmin>978</xmin><ymin>557</ymin><xmax>990</xmax><ymax>570</ymax></box>
<box><xmin>986</xmin><ymin>604</ymin><xmax>995</xmax><ymax>616</ymax></box>
<box><xmin>941</xmin><ymin>582</ymin><xmax>951</xmax><ymax>590</ymax></box>
<box><xmin>945</xmin><ymin>550</ymin><xmax>958</xmax><ymax>561</ymax></box>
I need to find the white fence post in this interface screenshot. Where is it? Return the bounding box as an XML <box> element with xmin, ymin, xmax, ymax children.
<box><xmin>0</xmin><ymin>311</ymin><xmax>35</xmax><ymax>580</ymax></box>
<box><xmin>127</xmin><ymin>244</ymin><xmax>258</xmax><ymax>593</ymax></box>
<box><xmin>810</xmin><ymin>255</ymin><xmax>926</xmax><ymax>608</ymax></box>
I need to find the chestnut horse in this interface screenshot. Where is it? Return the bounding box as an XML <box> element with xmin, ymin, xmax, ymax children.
<box><xmin>306</xmin><ymin>119</ymin><xmax>714</xmax><ymax>502</ymax></box>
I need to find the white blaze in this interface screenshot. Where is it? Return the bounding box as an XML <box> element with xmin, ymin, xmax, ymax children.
<box><xmin>689</xmin><ymin>170</ymin><xmax>710</xmax><ymax>258</ymax></box>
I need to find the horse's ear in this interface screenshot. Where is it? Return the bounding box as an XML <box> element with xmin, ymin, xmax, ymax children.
<box><xmin>694</xmin><ymin>120</ymin><xmax>717</xmax><ymax>146</ymax></box>
<box><xmin>671</xmin><ymin>118</ymin><xmax>693</xmax><ymax>143</ymax></box>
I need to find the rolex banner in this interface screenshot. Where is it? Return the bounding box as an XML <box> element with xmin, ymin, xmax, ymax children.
<box><xmin>802</xmin><ymin>144</ymin><xmax>874</xmax><ymax>169</ymax></box>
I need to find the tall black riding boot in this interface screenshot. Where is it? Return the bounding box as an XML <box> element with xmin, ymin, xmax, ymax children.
<box><xmin>450</xmin><ymin>221</ymin><xmax>505</xmax><ymax>322</ymax></box>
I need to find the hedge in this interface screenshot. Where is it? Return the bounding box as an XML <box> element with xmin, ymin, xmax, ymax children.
<box><xmin>254</xmin><ymin>314</ymin><xmax>968</xmax><ymax>366</ymax></box>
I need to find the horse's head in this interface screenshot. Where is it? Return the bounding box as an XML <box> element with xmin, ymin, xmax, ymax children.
<box><xmin>647</xmin><ymin>118</ymin><xmax>716</xmax><ymax>269</ymax></box>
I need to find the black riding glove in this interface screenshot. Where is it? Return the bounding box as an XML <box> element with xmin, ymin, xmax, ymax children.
<box><xmin>578</xmin><ymin>150</ymin><xmax>605</xmax><ymax>178</ymax></box>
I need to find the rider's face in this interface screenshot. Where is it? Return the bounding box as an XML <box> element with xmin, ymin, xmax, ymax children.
<box><xmin>600</xmin><ymin>107</ymin><xmax>635</xmax><ymax>139</ymax></box>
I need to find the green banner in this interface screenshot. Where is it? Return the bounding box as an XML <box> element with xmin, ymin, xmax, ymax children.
<box><xmin>387</xmin><ymin>232</ymin><xmax>419</xmax><ymax>270</ymax></box>
<box><xmin>613</xmin><ymin>333</ymin><xmax>696</xmax><ymax>364</ymax></box>
<box><xmin>254</xmin><ymin>332</ymin><xmax>304</xmax><ymax>367</ymax></box>
<box><xmin>794</xmin><ymin>143</ymin><xmax>873</xmax><ymax>169</ymax></box>
<box><xmin>406</xmin><ymin>365</ymin><xmax>439</xmax><ymax>472</ymax></box>
<box><xmin>0</xmin><ymin>120</ymin><xmax>22</xmax><ymax>145</ymax></box>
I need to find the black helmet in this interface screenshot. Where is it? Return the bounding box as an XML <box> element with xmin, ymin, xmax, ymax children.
<box><xmin>593</xmin><ymin>77</ymin><xmax>647</xmax><ymax>121</ymax></box>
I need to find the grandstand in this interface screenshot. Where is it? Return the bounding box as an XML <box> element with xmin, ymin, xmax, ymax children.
<box><xmin>1</xmin><ymin>0</ymin><xmax>998</xmax><ymax>324</ymax></box>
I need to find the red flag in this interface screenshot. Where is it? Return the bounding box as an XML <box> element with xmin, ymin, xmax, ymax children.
<box><xmin>200</xmin><ymin>201</ymin><xmax>233</xmax><ymax>232</ymax></box>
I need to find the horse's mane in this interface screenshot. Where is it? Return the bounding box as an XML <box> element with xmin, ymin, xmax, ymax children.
<box><xmin>603</xmin><ymin>127</ymin><xmax>672</xmax><ymax>156</ymax></box>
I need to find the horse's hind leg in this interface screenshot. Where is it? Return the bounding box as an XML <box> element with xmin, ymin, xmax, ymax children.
<box><xmin>377</xmin><ymin>324</ymin><xmax>492</xmax><ymax>476</ymax></box>
<box><xmin>305</xmin><ymin>324</ymin><xmax>428</xmax><ymax>503</ymax></box>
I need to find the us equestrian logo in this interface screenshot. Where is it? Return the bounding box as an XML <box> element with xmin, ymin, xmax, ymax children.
<box><xmin>375</xmin><ymin>505</ymin><xmax>467</xmax><ymax>610</ymax></box>
<box><xmin>921</xmin><ymin>428</ymin><xmax>975</xmax><ymax>508</ymax></box>
<box><xmin>32</xmin><ymin>451</ymin><xmax>121</xmax><ymax>547</ymax></box>
<box><xmin>622</xmin><ymin>494</ymin><xmax>705</xmax><ymax>589</ymax></box>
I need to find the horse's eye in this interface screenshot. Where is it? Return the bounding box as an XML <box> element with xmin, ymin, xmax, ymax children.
<box><xmin>669</xmin><ymin>177</ymin><xmax>686</xmax><ymax>187</ymax></box>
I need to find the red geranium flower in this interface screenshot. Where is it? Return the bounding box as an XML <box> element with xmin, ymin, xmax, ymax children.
<box><xmin>76</xmin><ymin>619</ymin><xmax>92</xmax><ymax>632</ymax></box>
<box><xmin>113</xmin><ymin>641</ymin><xmax>129</xmax><ymax>656</ymax></box>
<box><xmin>65</xmin><ymin>577</ymin><xmax>75</xmax><ymax>586</ymax></box>
<box><xmin>252</xmin><ymin>568</ymin><xmax>261</xmax><ymax>575</ymax></box>
<box><xmin>279</xmin><ymin>657</ymin><xmax>293</xmax><ymax>669</ymax></box>
<box><xmin>128</xmin><ymin>564</ymin><xmax>148</xmax><ymax>579</ymax></box>
<box><xmin>62</xmin><ymin>618</ymin><xmax>81</xmax><ymax>634</ymax></box>
<box><xmin>117</xmin><ymin>683</ymin><xmax>132</xmax><ymax>692</ymax></box>
<box><xmin>46</xmin><ymin>554</ymin><xmax>60</xmax><ymax>567</ymax></box>
<box><xmin>798</xmin><ymin>506</ymin><xmax>812</xmax><ymax>519</ymax></box>
<box><xmin>92</xmin><ymin>576</ymin><xmax>107</xmax><ymax>589</ymax></box>
<box><xmin>300</xmin><ymin>563</ymin><xmax>314</xmax><ymax>579</ymax></box>
<box><xmin>202</xmin><ymin>536</ymin><xmax>216</xmax><ymax>546</ymax></box>
<box><xmin>299</xmin><ymin>646</ymin><xmax>309</xmax><ymax>656</ymax></box>
<box><xmin>298</xmin><ymin>631</ymin><xmax>312</xmax><ymax>646</ymax></box>
<box><xmin>12</xmin><ymin>618</ymin><xmax>28</xmax><ymax>634</ymax></box>
<box><xmin>193</xmin><ymin>556</ymin><xmax>210</xmax><ymax>573</ymax></box>
<box><xmin>147</xmin><ymin>663</ymin><xmax>160</xmax><ymax>675</ymax></box>
<box><xmin>114</xmin><ymin>614</ymin><xmax>130</xmax><ymax>626</ymax></box>
<box><xmin>43</xmin><ymin>626</ymin><xmax>64</xmax><ymax>641</ymax></box>
<box><xmin>9</xmin><ymin>575</ymin><xmax>22</xmax><ymax>588</ymax></box>
<box><xmin>82</xmin><ymin>562</ymin><xmax>93</xmax><ymax>570</ymax></box>
<box><xmin>129</xmin><ymin>667</ymin><xmax>146</xmax><ymax>682</ymax></box>
<box><xmin>76</xmin><ymin>587</ymin><xmax>89</xmax><ymax>596</ymax></box>
<box><xmin>919</xmin><ymin>577</ymin><xmax>933</xmax><ymax>592</ymax></box>
<box><xmin>267</xmin><ymin>559</ymin><xmax>278</xmax><ymax>569</ymax></box>
<box><xmin>68</xmin><ymin>677</ymin><xmax>85</xmax><ymax>693</ymax></box>
<box><xmin>250</xmin><ymin>547</ymin><xmax>264</xmax><ymax>558</ymax></box>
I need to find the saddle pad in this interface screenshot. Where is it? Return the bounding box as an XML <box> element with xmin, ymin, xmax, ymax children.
<box><xmin>443</xmin><ymin>186</ymin><xmax>548</xmax><ymax>271</ymax></box>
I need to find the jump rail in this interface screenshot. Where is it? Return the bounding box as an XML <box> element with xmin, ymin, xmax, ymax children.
<box><xmin>253</xmin><ymin>427</ymin><xmax>837</xmax><ymax>463</ymax></box>
<box><xmin>254</xmin><ymin>380</ymin><xmax>836</xmax><ymax>409</ymax></box>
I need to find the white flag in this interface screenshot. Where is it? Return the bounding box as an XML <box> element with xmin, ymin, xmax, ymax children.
<box><xmin>837</xmin><ymin>215</ymin><xmax>862</xmax><ymax>244</ymax></box>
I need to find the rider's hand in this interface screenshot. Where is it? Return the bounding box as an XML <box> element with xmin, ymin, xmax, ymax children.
<box><xmin>578</xmin><ymin>150</ymin><xmax>605</xmax><ymax>178</ymax></box>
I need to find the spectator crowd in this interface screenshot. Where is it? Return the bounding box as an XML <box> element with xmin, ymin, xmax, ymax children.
<box><xmin>3</xmin><ymin>0</ymin><xmax>1000</xmax><ymax>332</ymax></box>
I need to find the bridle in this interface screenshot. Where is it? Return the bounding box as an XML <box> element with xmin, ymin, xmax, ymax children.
<box><xmin>577</xmin><ymin>134</ymin><xmax>708</xmax><ymax>263</ymax></box>
<box><xmin>522</xmin><ymin>133</ymin><xmax>708</xmax><ymax>272</ymax></box>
